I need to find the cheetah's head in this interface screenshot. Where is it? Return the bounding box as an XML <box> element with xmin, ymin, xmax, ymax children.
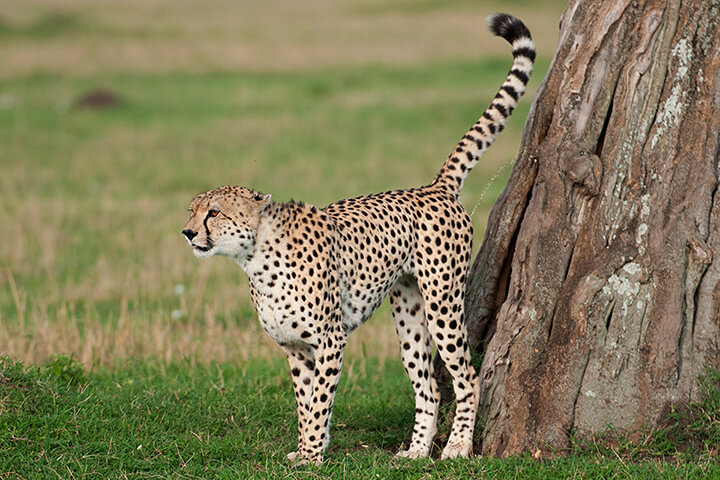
<box><xmin>182</xmin><ymin>186</ymin><xmax>271</xmax><ymax>261</ymax></box>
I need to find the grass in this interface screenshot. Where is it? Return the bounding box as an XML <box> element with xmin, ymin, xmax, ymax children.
<box><xmin>0</xmin><ymin>51</ymin><xmax>545</xmax><ymax>367</ymax></box>
<box><xmin>2</xmin><ymin>0</ymin><xmax>717</xmax><ymax>477</ymax></box>
<box><xmin>2</xmin><ymin>356</ymin><xmax>719</xmax><ymax>479</ymax></box>
<box><xmin>0</xmin><ymin>0</ymin><xmax>559</xmax><ymax>367</ymax></box>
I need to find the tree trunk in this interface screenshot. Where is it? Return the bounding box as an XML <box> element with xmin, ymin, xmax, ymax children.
<box><xmin>464</xmin><ymin>0</ymin><xmax>720</xmax><ymax>457</ymax></box>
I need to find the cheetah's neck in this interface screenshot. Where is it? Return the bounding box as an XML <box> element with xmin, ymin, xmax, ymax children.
<box><xmin>236</xmin><ymin>201</ymin><xmax>297</xmax><ymax>277</ymax></box>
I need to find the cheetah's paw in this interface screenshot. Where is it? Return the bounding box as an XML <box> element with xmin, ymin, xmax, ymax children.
<box><xmin>291</xmin><ymin>452</ymin><xmax>323</xmax><ymax>466</ymax></box>
<box><xmin>296</xmin><ymin>457</ymin><xmax>323</xmax><ymax>466</ymax></box>
<box><xmin>396</xmin><ymin>447</ymin><xmax>430</xmax><ymax>459</ymax></box>
<box><xmin>440</xmin><ymin>441</ymin><xmax>472</xmax><ymax>460</ymax></box>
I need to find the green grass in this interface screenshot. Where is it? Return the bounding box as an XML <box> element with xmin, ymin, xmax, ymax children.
<box><xmin>2</xmin><ymin>356</ymin><xmax>719</xmax><ymax>479</ymax></box>
<box><xmin>1</xmin><ymin>61</ymin><xmax>532</xmax><ymax>201</ymax></box>
<box><xmin>0</xmin><ymin>58</ymin><xmax>540</xmax><ymax>366</ymax></box>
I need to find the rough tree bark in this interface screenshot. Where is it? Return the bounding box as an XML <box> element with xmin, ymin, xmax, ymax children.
<box><xmin>462</xmin><ymin>0</ymin><xmax>720</xmax><ymax>457</ymax></box>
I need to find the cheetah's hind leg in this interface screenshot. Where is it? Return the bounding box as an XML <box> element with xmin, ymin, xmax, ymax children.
<box><xmin>422</xmin><ymin>279</ymin><xmax>480</xmax><ymax>460</ymax></box>
<box><xmin>390</xmin><ymin>276</ymin><xmax>440</xmax><ymax>459</ymax></box>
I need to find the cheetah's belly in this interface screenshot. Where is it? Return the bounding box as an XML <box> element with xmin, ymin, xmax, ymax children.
<box><xmin>339</xmin><ymin>271</ymin><xmax>404</xmax><ymax>334</ymax></box>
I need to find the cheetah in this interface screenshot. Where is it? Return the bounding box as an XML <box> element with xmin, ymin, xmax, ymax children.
<box><xmin>182</xmin><ymin>13</ymin><xmax>534</xmax><ymax>465</ymax></box>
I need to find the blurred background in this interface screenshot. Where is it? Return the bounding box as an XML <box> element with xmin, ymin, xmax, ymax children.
<box><xmin>0</xmin><ymin>0</ymin><xmax>566</xmax><ymax>368</ymax></box>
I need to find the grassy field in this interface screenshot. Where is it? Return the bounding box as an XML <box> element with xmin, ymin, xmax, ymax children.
<box><xmin>3</xmin><ymin>0</ymin><xmax>718</xmax><ymax>478</ymax></box>
<box><xmin>3</xmin><ymin>356</ymin><xmax>719</xmax><ymax>479</ymax></box>
<box><xmin>0</xmin><ymin>0</ymin><xmax>562</xmax><ymax>366</ymax></box>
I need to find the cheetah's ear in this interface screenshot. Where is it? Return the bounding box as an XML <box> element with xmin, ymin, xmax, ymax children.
<box><xmin>254</xmin><ymin>193</ymin><xmax>272</xmax><ymax>204</ymax></box>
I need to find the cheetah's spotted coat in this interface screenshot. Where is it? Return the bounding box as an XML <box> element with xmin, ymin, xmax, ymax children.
<box><xmin>182</xmin><ymin>14</ymin><xmax>535</xmax><ymax>464</ymax></box>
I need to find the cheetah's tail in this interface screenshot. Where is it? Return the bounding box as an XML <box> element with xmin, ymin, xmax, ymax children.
<box><xmin>431</xmin><ymin>13</ymin><xmax>535</xmax><ymax>197</ymax></box>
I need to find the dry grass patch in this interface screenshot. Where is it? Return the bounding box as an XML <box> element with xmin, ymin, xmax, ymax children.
<box><xmin>0</xmin><ymin>270</ymin><xmax>399</xmax><ymax>367</ymax></box>
<box><xmin>0</xmin><ymin>0</ymin><xmax>564</xmax><ymax>78</ymax></box>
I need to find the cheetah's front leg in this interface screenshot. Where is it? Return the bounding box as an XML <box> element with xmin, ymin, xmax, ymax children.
<box><xmin>297</xmin><ymin>325</ymin><xmax>347</xmax><ymax>465</ymax></box>
<box><xmin>284</xmin><ymin>345</ymin><xmax>315</xmax><ymax>463</ymax></box>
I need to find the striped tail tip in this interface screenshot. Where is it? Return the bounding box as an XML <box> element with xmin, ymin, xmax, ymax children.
<box><xmin>487</xmin><ymin>13</ymin><xmax>536</xmax><ymax>62</ymax></box>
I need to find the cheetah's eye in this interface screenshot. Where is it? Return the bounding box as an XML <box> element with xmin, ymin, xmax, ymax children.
<box><xmin>208</xmin><ymin>209</ymin><xmax>220</xmax><ymax>217</ymax></box>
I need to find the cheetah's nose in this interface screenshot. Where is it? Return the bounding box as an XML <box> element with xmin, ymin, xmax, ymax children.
<box><xmin>182</xmin><ymin>229</ymin><xmax>198</xmax><ymax>241</ymax></box>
